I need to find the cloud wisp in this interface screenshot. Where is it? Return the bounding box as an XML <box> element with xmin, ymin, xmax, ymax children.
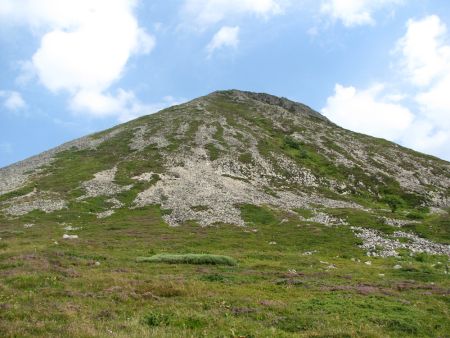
<box><xmin>0</xmin><ymin>90</ymin><xmax>27</xmax><ymax>111</ymax></box>
<box><xmin>206</xmin><ymin>26</ymin><xmax>240</xmax><ymax>56</ymax></box>
<box><xmin>180</xmin><ymin>0</ymin><xmax>284</xmax><ymax>30</ymax></box>
<box><xmin>320</xmin><ymin>0</ymin><xmax>403</xmax><ymax>27</ymax></box>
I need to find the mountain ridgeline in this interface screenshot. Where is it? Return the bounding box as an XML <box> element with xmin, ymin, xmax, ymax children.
<box><xmin>1</xmin><ymin>90</ymin><xmax>449</xmax><ymax>225</ymax></box>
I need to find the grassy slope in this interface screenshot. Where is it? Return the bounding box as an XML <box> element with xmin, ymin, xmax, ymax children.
<box><xmin>0</xmin><ymin>204</ymin><xmax>449</xmax><ymax>337</ymax></box>
<box><xmin>0</xmin><ymin>92</ymin><xmax>449</xmax><ymax>337</ymax></box>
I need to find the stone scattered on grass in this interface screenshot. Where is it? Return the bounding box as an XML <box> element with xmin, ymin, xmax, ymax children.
<box><xmin>63</xmin><ymin>234</ymin><xmax>78</xmax><ymax>239</ymax></box>
<box><xmin>107</xmin><ymin>198</ymin><xmax>124</xmax><ymax>209</ymax></box>
<box><xmin>394</xmin><ymin>264</ymin><xmax>402</xmax><ymax>270</ymax></box>
<box><xmin>351</xmin><ymin>226</ymin><xmax>450</xmax><ymax>257</ymax></box>
<box><xmin>382</xmin><ymin>217</ymin><xmax>419</xmax><ymax>227</ymax></box>
<box><xmin>96</xmin><ymin>210</ymin><xmax>115</xmax><ymax>219</ymax></box>
<box><xmin>306</xmin><ymin>212</ymin><xmax>348</xmax><ymax>226</ymax></box>
<box><xmin>79</xmin><ymin>167</ymin><xmax>132</xmax><ymax>199</ymax></box>
<box><xmin>132</xmin><ymin>172</ymin><xmax>156</xmax><ymax>182</ymax></box>
<box><xmin>64</xmin><ymin>225</ymin><xmax>81</xmax><ymax>231</ymax></box>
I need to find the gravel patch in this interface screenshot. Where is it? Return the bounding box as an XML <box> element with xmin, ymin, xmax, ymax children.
<box><xmin>79</xmin><ymin>167</ymin><xmax>132</xmax><ymax>199</ymax></box>
<box><xmin>4</xmin><ymin>198</ymin><xmax>66</xmax><ymax>216</ymax></box>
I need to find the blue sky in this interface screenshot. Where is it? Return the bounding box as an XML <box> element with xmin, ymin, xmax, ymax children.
<box><xmin>1</xmin><ymin>0</ymin><xmax>450</xmax><ymax>167</ymax></box>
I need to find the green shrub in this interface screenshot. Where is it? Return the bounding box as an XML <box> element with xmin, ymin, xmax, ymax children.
<box><xmin>382</xmin><ymin>195</ymin><xmax>405</xmax><ymax>213</ymax></box>
<box><xmin>283</xmin><ymin>136</ymin><xmax>301</xmax><ymax>150</ymax></box>
<box><xmin>406</xmin><ymin>208</ymin><xmax>428</xmax><ymax>220</ymax></box>
<box><xmin>136</xmin><ymin>254</ymin><xmax>237</xmax><ymax>266</ymax></box>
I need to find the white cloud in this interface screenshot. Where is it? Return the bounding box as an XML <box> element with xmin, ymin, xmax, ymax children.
<box><xmin>322</xmin><ymin>84</ymin><xmax>413</xmax><ymax>140</ymax></box>
<box><xmin>320</xmin><ymin>0</ymin><xmax>403</xmax><ymax>27</ymax></box>
<box><xmin>416</xmin><ymin>73</ymin><xmax>450</xmax><ymax>129</ymax></box>
<box><xmin>400</xmin><ymin>120</ymin><xmax>449</xmax><ymax>158</ymax></box>
<box><xmin>322</xmin><ymin>15</ymin><xmax>450</xmax><ymax>161</ymax></box>
<box><xmin>396</xmin><ymin>15</ymin><xmax>450</xmax><ymax>86</ymax></box>
<box><xmin>0</xmin><ymin>0</ymin><xmax>155</xmax><ymax>120</ymax></box>
<box><xmin>396</xmin><ymin>15</ymin><xmax>450</xmax><ymax>130</ymax></box>
<box><xmin>0</xmin><ymin>90</ymin><xmax>26</xmax><ymax>111</ymax></box>
<box><xmin>206</xmin><ymin>26</ymin><xmax>240</xmax><ymax>56</ymax></box>
<box><xmin>70</xmin><ymin>89</ymin><xmax>185</xmax><ymax>122</ymax></box>
<box><xmin>322</xmin><ymin>83</ymin><xmax>450</xmax><ymax>159</ymax></box>
<box><xmin>181</xmin><ymin>0</ymin><xmax>284</xmax><ymax>29</ymax></box>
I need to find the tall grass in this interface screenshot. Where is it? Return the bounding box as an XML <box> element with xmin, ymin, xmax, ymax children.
<box><xmin>136</xmin><ymin>253</ymin><xmax>237</xmax><ymax>266</ymax></box>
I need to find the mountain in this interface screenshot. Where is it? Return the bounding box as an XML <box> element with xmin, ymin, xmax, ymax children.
<box><xmin>0</xmin><ymin>90</ymin><xmax>449</xmax><ymax>337</ymax></box>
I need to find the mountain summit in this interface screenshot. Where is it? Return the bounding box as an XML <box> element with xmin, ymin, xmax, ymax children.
<box><xmin>0</xmin><ymin>90</ymin><xmax>449</xmax><ymax>336</ymax></box>
<box><xmin>1</xmin><ymin>90</ymin><xmax>448</xmax><ymax>224</ymax></box>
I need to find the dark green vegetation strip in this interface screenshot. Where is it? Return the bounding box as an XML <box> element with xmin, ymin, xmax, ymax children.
<box><xmin>136</xmin><ymin>253</ymin><xmax>237</xmax><ymax>266</ymax></box>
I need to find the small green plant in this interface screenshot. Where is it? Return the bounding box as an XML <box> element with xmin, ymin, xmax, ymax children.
<box><xmin>136</xmin><ymin>254</ymin><xmax>237</xmax><ymax>266</ymax></box>
<box><xmin>142</xmin><ymin>311</ymin><xmax>171</xmax><ymax>327</ymax></box>
<box><xmin>200</xmin><ymin>273</ymin><xmax>227</xmax><ymax>282</ymax></box>
<box><xmin>181</xmin><ymin>316</ymin><xmax>206</xmax><ymax>329</ymax></box>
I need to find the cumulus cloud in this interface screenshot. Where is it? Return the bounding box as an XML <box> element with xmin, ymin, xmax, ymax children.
<box><xmin>322</xmin><ymin>84</ymin><xmax>449</xmax><ymax>159</ymax></box>
<box><xmin>396</xmin><ymin>15</ymin><xmax>450</xmax><ymax>87</ymax></box>
<box><xmin>206</xmin><ymin>26</ymin><xmax>240</xmax><ymax>56</ymax></box>
<box><xmin>0</xmin><ymin>90</ymin><xmax>27</xmax><ymax>111</ymax></box>
<box><xmin>396</xmin><ymin>16</ymin><xmax>450</xmax><ymax>130</ymax></box>
<box><xmin>322</xmin><ymin>15</ymin><xmax>450</xmax><ymax>160</ymax></box>
<box><xmin>320</xmin><ymin>0</ymin><xmax>403</xmax><ymax>27</ymax></box>
<box><xmin>322</xmin><ymin>84</ymin><xmax>413</xmax><ymax>140</ymax></box>
<box><xmin>0</xmin><ymin>0</ymin><xmax>155</xmax><ymax>120</ymax></box>
<box><xmin>181</xmin><ymin>0</ymin><xmax>284</xmax><ymax>29</ymax></box>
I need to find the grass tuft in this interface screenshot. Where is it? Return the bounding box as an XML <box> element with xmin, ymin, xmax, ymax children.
<box><xmin>136</xmin><ymin>253</ymin><xmax>237</xmax><ymax>266</ymax></box>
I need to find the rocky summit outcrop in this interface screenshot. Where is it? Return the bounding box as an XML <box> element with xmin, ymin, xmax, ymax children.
<box><xmin>0</xmin><ymin>90</ymin><xmax>449</xmax><ymax>254</ymax></box>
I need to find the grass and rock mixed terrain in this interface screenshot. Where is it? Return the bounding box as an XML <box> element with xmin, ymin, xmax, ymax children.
<box><xmin>0</xmin><ymin>90</ymin><xmax>449</xmax><ymax>337</ymax></box>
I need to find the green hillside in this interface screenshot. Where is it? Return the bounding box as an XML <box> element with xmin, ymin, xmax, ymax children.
<box><xmin>0</xmin><ymin>90</ymin><xmax>449</xmax><ymax>337</ymax></box>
